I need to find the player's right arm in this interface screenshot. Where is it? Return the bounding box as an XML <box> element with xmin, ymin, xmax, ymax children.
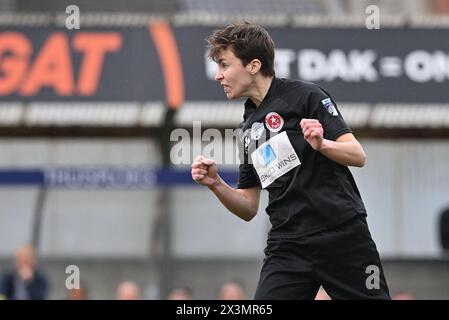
<box><xmin>191</xmin><ymin>155</ymin><xmax>261</xmax><ymax>222</ymax></box>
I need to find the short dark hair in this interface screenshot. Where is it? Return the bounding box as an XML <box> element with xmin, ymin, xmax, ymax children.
<box><xmin>206</xmin><ymin>22</ymin><xmax>275</xmax><ymax>77</ymax></box>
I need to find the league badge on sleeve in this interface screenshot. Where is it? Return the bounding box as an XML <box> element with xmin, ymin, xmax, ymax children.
<box><xmin>321</xmin><ymin>98</ymin><xmax>338</xmax><ymax>116</ymax></box>
<box><xmin>265</xmin><ymin>112</ymin><xmax>284</xmax><ymax>132</ymax></box>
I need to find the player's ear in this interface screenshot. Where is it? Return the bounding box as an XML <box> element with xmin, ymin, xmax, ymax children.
<box><xmin>248</xmin><ymin>59</ymin><xmax>261</xmax><ymax>75</ymax></box>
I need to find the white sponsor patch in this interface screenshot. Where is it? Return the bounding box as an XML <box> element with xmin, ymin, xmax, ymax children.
<box><xmin>251</xmin><ymin>131</ymin><xmax>301</xmax><ymax>189</ymax></box>
<box><xmin>321</xmin><ymin>98</ymin><xmax>338</xmax><ymax>116</ymax></box>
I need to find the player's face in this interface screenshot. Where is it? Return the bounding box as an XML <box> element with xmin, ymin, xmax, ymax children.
<box><xmin>214</xmin><ymin>47</ymin><xmax>253</xmax><ymax>100</ymax></box>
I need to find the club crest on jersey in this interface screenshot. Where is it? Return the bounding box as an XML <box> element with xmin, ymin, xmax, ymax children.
<box><xmin>250</xmin><ymin>122</ymin><xmax>265</xmax><ymax>140</ymax></box>
<box><xmin>321</xmin><ymin>98</ymin><xmax>338</xmax><ymax>116</ymax></box>
<box><xmin>265</xmin><ymin>112</ymin><xmax>284</xmax><ymax>132</ymax></box>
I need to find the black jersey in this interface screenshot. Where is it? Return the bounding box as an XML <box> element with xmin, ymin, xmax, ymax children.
<box><xmin>237</xmin><ymin>77</ymin><xmax>367</xmax><ymax>239</ymax></box>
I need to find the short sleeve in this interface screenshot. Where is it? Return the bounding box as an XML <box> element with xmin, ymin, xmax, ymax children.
<box><xmin>306</xmin><ymin>85</ymin><xmax>352</xmax><ymax>141</ymax></box>
<box><xmin>237</xmin><ymin>164</ymin><xmax>260</xmax><ymax>189</ymax></box>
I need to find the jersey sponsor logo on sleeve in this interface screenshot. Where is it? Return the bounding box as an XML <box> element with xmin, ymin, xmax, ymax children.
<box><xmin>251</xmin><ymin>131</ymin><xmax>301</xmax><ymax>189</ymax></box>
<box><xmin>321</xmin><ymin>98</ymin><xmax>338</xmax><ymax>116</ymax></box>
<box><xmin>265</xmin><ymin>112</ymin><xmax>284</xmax><ymax>132</ymax></box>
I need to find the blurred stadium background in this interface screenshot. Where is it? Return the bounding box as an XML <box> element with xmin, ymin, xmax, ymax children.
<box><xmin>1</xmin><ymin>0</ymin><xmax>449</xmax><ymax>299</ymax></box>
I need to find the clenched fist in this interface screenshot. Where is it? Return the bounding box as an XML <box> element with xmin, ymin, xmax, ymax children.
<box><xmin>300</xmin><ymin>119</ymin><xmax>324</xmax><ymax>151</ymax></box>
<box><xmin>191</xmin><ymin>155</ymin><xmax>219</xmax><ymax>187</ymax></box>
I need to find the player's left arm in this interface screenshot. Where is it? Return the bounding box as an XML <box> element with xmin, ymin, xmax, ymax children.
<box><xmin>300</xmin><ymin>118</ymin><xmax>366</xmax><ymax>167</ymax></box>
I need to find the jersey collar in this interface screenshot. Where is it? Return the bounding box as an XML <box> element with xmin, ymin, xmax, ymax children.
<box><xmin>244</xmin><ymin>77</ymin><xmax>278</xmax><ymax>110</ymax></box>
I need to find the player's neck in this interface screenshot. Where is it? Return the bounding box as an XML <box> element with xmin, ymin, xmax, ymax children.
<box><xmin>248</xmin><ymin>76</ymin><xmax>274</xmax><ymax>107</ymax></box>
